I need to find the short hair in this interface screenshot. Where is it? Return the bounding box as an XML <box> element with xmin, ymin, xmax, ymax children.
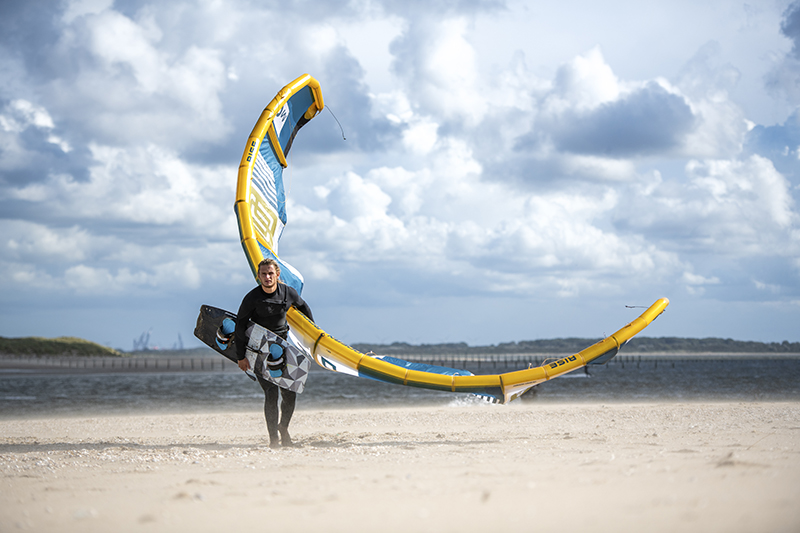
<box><xmin>257</xmin><ymin>258</ymin><xmax>281</xmax><ymax>276</ymax></box>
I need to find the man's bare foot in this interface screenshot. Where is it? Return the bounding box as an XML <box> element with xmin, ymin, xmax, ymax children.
<box><xmin>278</xmin><ymin>426</ymin><xmax>293</xmax><ymax>447</ymax></box>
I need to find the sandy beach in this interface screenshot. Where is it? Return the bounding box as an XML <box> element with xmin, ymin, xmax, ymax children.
<box><xmin>1</xmin><ymin>401</ymin><xmax>798</xmax><ymax>532</ymax></box>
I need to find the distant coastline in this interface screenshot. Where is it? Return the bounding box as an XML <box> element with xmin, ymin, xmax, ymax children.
<box><xmin>1</xmin><ymin>335</ymin><xmax>799</xmax><ymax>357</ymax></box>
<box><xmin>350</xmin><ymin>337</ymin><xmax>800</xmax><ymax>356</ymax></box>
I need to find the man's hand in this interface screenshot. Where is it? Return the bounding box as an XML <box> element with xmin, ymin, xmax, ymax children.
<box><xmin>237</xmin><ymin>358</ymin><xmax>250</xmax><ymax>372</ymax></box>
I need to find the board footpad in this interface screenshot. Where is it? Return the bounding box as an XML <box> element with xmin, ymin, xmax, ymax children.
<box><xmin>215</xmin><ymin>318</ymin><xmax>236</xmax><ymax>350</ymax></box>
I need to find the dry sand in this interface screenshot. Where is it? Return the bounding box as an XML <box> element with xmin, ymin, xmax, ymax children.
<box><xmin>1</xmin><ymin>402</ymin><xmax>798</xmax><ymax>532</ymax></box>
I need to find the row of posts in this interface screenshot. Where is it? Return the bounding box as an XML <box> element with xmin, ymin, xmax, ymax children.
<box><xmin>0</xmin><ymin>355</ymin><xmax>237</xmax><ymax>373</ymax></box>
<box><xmin>0</xmin><ymin>352</ymin><xmax>775</xmax><ymax>374</ymax></box>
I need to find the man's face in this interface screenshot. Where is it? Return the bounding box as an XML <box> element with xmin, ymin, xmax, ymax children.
<box><xmin>258</xmin><ymin>264</ymin><xmax>279</xmax><ymax>292</ymax></box>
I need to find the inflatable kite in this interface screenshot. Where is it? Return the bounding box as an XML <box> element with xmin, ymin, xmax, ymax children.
<box><xmin>232</xmin><ymin>74</ymin><xmax>669</xmax><ymax>403</ymax></box>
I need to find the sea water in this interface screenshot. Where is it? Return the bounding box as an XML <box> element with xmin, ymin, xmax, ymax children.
<box><xmin>0</xmin><ymin>357</ymin><xmax>798</xmax><ymax>419</ymax></box>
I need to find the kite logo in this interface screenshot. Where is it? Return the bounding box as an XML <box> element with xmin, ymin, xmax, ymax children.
<box><xmin>274</xmin><ymin>106</ymin><xmax>289</xmax><ymax>137</ymax></box>
<box><xmin>549</xmin><ymin>355</ymin><xmax>577</xmax><ymax>369</ymax></box>
<box><xmin>250</xmin><ymin>192</ymin><xmax>279</xmax><ymax>248</ymax></box>
<box><xmin>246</xmin><ymin>140</ymin><xmax>257</xmax><ymax>162</ymax></box>
<box><xmin>320</xmin><ymin>356</ymin><xmax>337</xmax><ymax>371</ymax></box>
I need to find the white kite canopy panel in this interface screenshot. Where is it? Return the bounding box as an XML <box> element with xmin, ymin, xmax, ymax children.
<box><xmin>234</xmin><ymin>75</ymin><xmax>670</xmax><ymax>403</ymax></box>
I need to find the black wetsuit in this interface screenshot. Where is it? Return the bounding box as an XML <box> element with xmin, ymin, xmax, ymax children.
<box><xmin>235</xmin><ymin>283</ymin><xmax>313</xmax><ymax>445</ymax></box>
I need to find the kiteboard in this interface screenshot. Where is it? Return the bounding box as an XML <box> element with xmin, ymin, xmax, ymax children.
<box><xmin>193</xmin><ymin>304</ymin><xmax>312</xmax><ymax>393</ymax></box>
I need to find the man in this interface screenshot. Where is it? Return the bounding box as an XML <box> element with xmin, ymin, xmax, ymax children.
<box><xmin>235</xmin><ymin>258</ymin><xmax>313</xmax><ymax>449</ymax></box>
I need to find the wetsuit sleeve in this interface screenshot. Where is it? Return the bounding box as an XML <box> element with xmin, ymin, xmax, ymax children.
<box><xmin>234</xmin><ymin>289</ymin><xmax>257</xmax><ymax>360</ymax></box>
<box><xmin>290</xmin><ymin>290</ymin><xmax>314</xmax><ymax>323</ymax></box>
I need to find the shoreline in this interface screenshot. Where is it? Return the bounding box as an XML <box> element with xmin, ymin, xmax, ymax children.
<box><xmin>2</xmin><ymin>401</ymin><xmax>798</xmax><ymax>532</ymax></box>
<box><xmin>3</xmin><ymin>396</ymin><xmax>799</xmax><ymax>422</ymax></box>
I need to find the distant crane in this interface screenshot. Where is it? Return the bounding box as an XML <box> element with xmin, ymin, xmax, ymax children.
<box><xmin>132</xmin><ymin>330</ymin><xmax>151</xmax><ymax>351</ymax></box>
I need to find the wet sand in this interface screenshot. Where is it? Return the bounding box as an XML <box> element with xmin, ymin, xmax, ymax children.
<box><xmin>1</xmin><ymin>402</ymin><xmax>798</xmax><ymax>532</ymax></box>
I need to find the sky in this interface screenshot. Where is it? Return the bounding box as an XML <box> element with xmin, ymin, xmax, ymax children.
<box><xmin>1</xmin><ymin>0</ymin><xmax>800</xmax><ymax>351</ymax></box>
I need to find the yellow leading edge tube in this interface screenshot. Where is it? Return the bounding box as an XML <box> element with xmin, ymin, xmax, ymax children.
<box><xmin>235</xmin><ymin>74</ymin><xmax>324</xmax><ymax>278</ymax></box>
<box><xmin>286</xmin><ymin>297</ymin><xmax>669</xmax><ymax>404</ymax></box>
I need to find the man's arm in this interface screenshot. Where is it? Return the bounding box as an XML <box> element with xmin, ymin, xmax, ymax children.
<box><xmin>234</xmin><ymin>289</ymin><xmax>256</xmax><ymax>362</ymax></box>
<box><xmin>291</xmin><ymin>292</ymin><xmax>313</xmax><ymax>323</ymax></box>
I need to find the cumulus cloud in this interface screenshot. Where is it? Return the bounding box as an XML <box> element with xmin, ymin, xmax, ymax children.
<box><xmin>1</xmin><ymin>99</ymin><xmax>55</xmax><ymax>131</ymax></box>
<box><xmin>50</xmin><ymin>9</ymin><xmax>230</xmax><ymax>148</ymax></box>
<box><xmin>4</xmin><ymin>143</ymin><xmax>235</xmax><ymax>234</ymax></box>
<box><xmin>766</xmin><ymin>1</ymin><xmax>800</xmax><ymax>104</ymax></box>
<box><xmin>2</xmin><ymin>221</ymin><xmax>95</xmax><ymax>264</ymax></box>
<box><xmin>0</xmin><ymin>216</ymin><xmax>245</xmax><ymax>298</ymax></box>
<box><xmin>390</xmin><ymin>17</ymin><xmax>488</xmax><ymax>126</ymax></box>
<box><xmin>1</xmin><ymin>0</ymin><xmax>799</xmax><ymax>346</ymax></box>
<box><xmin>622</xmin><ymin>155</ymin><xmax>798</xmax><ymax>257</ymax></box>
<box><xmin>547</xmin><ymin>47</ymin><xmax>622</xmax><ymax>112</ymax></box>
<box><xmin>285</xmin><ymin>138</ymin><xmax>687</xmax><ymax>301</ymax></box>
<box><xmin>0</xmin><ymin>100</ymin><xmax>72</xmax><ymax>175</ymax></box>
<box><xmin>62</xmin><ymin>0</ymin><xmax>114</xmax><ymax>24</ymax></box>
<box><xmin>675</xmin><ymin>42</ymin><xmax>752</xmax><ymax>158</ymax></box>
<box><xmin>545</xmin><ymin>81</ymin><xmax>695</xmax><ymax>157</ymax></box>
<box><xmin>515</xmin><ymin>46</ymin><xmax>753</xmax><ymax>165</ymax></box>
<box><xmin>681</xmin><ymin>271</ymin><xmax>721</xmax><ymax>295</ymax></box>
<box><xmin>745</xmin><ymin>109</ymin><xmax>800</xmax><ymax>182</ymax></box>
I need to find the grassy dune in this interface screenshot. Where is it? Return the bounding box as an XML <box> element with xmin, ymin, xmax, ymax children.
<box><xmin>0</xmin><ymin>336</ymin><xmax>121</xmax><ymax>357</ymax></box>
